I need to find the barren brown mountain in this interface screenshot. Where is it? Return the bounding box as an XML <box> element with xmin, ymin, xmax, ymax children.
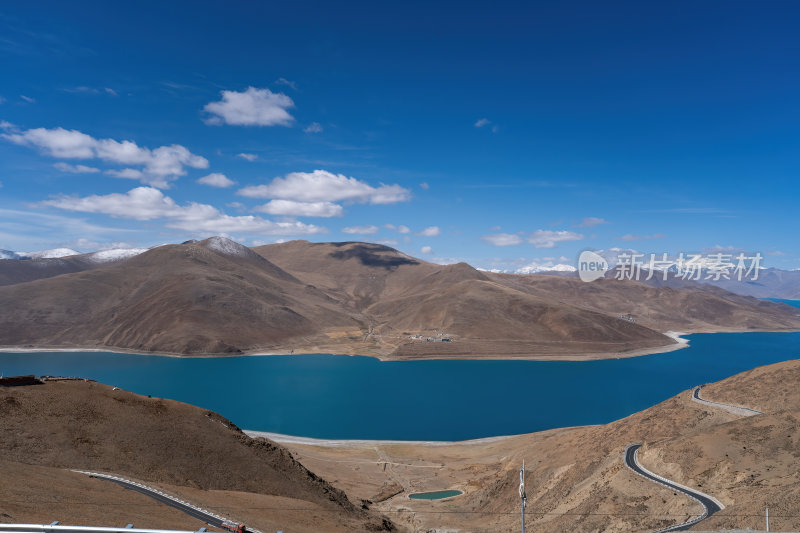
<box><xmin>0</xmin><ymin>237</ymin><xmax>797</xmax><ymax>357</ymax></box>
<box><xmin>0</xmin><ymin>378</ymin><xmax>394</xmax><ymax>532</ymax></box>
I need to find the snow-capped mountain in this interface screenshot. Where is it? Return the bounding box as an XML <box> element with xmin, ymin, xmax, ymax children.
<box><xmin>17</xmin><ymin>248</ymin><xmax>81</xmax><ymax>259</ymax></box>
<box><xmin>516</xmin><ymin>263</ymin><xmax>577</xmax><ymax>274</ymax></box>
<box><xmin>0</xmin><ymin>249</ymin><xmax>20</xmax><ymax>260</ymax></box>
<box><xmin>84</xmin><ymin>248</ymin><xmax>149</xmax><ymax>263</ymax></box>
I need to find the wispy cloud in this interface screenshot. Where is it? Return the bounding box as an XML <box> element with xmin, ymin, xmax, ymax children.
<box><xmin>275</xmin><ymin>77</ymin><xmax>297</xmax><ymax>90</ymax></box>
<box><xmin>53</xmin><ymin>162</ymin><xmax>100</xmax><ymax>174</ymax></box>
<box><xmin>481</xmin><ymin>233</ymin><xmax>523</xmax><ymax>246</ymax></box>
<box><xmin>342</xmin><ymin>224</ymin><xmax>379</xmax><ymax>234</ymax></box>
<box><xmin>304</xmin><ymin>122</ymin><xmax>323</xmax><ymax>133</ymax></box>
<box><xmin>577</xmin><ymin>217</ymin><xmax>610</xmax><ymax>228</ymax></box>
<box><xmin>618</xmin><ymin>233</ymin><xmax>666</xmax><ymax>242</ymax></box>
<box><xmin>527</xmin><ymin>230</ymin><xmax>584</xmax><ymax>248</ymax></box>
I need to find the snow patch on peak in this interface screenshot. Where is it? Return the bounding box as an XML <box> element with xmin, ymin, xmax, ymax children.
<box><xmin>203</xmin><ymin>236</ymin><xmax>250</xmax><ymax>257</ymax></box>
<box><xmin>18</xmin><ymin>248</ymin><xmax>80</xmax><ymax>259</ymax></box>
<box><xmin>86</xmin><ymin>248</ymin><xmax>148</xmax><ymax>263</ymax></box>
<box><xmin>515</xmin><ymin>263</ymin><xmax>577</xmax><ymax>274</ymax></box>
<box><xmin>0</xmin><ymin>249</ymin><xmax>20</xmax><ymax>260</ymax></box>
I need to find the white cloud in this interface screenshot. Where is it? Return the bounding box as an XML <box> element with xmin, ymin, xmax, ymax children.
<box><xmin>342</xmin><ymin>225</ymin><xmax>379</xmax><ymax>234</ymax></box>
<box><xmin>237</xmin><ymin>152</ymin><xmax>258</xmax><ymax>161</ymax></box>
<box><xmin>39</xmin><ymin>187</ymin><xmax>326</xmax><ymax>236</ymax></box>
<box><xmin>203</xmin><ymin>87</ymin><xmax>295</xmax><ymax>127</ymax></box>
<box><xmin>527</xmin><ymin>230</ymin><xmax>584</xmax><ymax>248</ymax></box>
<box><xmin>416</xmin><ymin>226</ymin><xmax>440</xmax><ymax>237</ymax></box>
<box><xmin>420</xmin><ymin>182</ymin><xmax>429</xmax><ymax>190</ymax></box>
<box><xmin>255</xmin><ymin>199</ymin><xmax>343</xmax><ymax>218</ymax></box>
<box><xmin>384</xmin><ymin>224</ymin><xmax>411</xmax><ymax>234</ymax></box>
<box><xmin>197</xmin><ymin>173</ymin><xmax>235</xmax><ymax>188</ymax></box>
<box><xmin>376</xmin><ymin>239</ymin><xmax>399</xmax><ymax>246</ymax></box>
<box><xmin>474</xmin><ymin>118</ymin><xmax>491</xmax><ymax>128</ymax></box>
<box><xmin>21</xmin><ymin>95</ymin><xmax>35</xmax><ymax>103</ymax></box>
<box><xmin>481</xmin><ymin>233</ymin><xmax>523</xmax><ymax>246</ymax></box>
<box><xmin>619</xmin><ymin>233</ymin><xmax>665</xmax><ymax>242</ymax></box>
<box><xmin>2</xmin><ymin>126</ymin><xmax>208</xmax><ymax>188</ymax></box>
<box><xmin>304</xmin><ymin>122</ymin><xmax>323</xmax><ymax>133</ymax></box>
<box><xmin>238</xmin><ymin>169</ymin><xmax>411</xmax><ymax>205</ymax></box>
<box><xmin>421</xmin><ymin>245</ymin><xmax>433</xmax><ymax>254</ymax></box>
<box><xmin>105</xmin><ymin>88</ymin><xmax>118</xmax><ymax>96</ymax></box>
<box><xmin>53</xmin><ymin>162</ymin><xmax>100</xmax><ymax>174</ymax></box>
<box><xmin>578</xmin><ymin>217</ymin><xmax>610</xmax><ymax>227</ymax></box>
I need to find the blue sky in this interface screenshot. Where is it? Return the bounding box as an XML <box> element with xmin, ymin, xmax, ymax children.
<box><xmin>1</xmin><ymin>1</ymin><xmax>799</xmax><ymax>270</ymax></box>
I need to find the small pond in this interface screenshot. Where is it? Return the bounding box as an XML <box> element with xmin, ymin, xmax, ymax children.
<box><xmin>409</xmin><ymin>490</ymin><xmax>463</xmax><ymax>500</ymax></box>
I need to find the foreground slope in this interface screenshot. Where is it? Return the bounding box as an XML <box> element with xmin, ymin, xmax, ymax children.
<box><xmin>281</xmin><ymin>359</ymin><xmax>800</xmax><ymax>532</ymax></box>
<box><xmin>0</xmin><ymin>378</ymin><xmax>394</xmax><ymax>532</ymax></box>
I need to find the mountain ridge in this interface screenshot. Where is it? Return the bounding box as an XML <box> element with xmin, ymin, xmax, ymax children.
<box><xmin>0</xmin><ymin>237</ymin><xmax>798</xmax><ymax>358</ymax></box>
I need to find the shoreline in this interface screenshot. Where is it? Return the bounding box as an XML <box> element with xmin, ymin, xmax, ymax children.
<box><xmin>244</xmin><ymin>423</ymin><xmax>598</xmax><ymax>447</ymax></box>
<box><xmin>0</xmin><ymin>328</ymin><xmax>796</xmax><ymax>362</ymax></box>
<box><xmin>244</xmin><ymin>430</ymin><xmax>522</xmax><ymax>447</ymax></box>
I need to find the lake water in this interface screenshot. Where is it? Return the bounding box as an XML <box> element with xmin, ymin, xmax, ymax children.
<box><xmin>1</xmin><ymin>332</ymin><xmax>799</xmax><ymax>441</ymax></box>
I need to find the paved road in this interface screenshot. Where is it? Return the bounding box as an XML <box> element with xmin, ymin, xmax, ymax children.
<box><xmin>692</xmin><ymin>385</ymin><xmax>762</xmax><ymax>416</ymax></box>
<box><xmin>72</xmin><ymin>471</ymin><xmax>254</xmax><ymax>533</ymax></box>
<box><xmin>624</xmin><ymin>444</ymin><xmax>723</xmax><ymax>532</ymax></box>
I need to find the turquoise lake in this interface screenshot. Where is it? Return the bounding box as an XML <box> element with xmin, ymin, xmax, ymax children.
<box><xmin>1</xmin><ymin>331</ymin><xmax>799</xmax><ymax>441</ymax></box>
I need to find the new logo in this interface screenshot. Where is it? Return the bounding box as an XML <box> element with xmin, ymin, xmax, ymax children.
<box><xmin>577</xmin><ymin>250</ymin><xmax>609</xmax><ymax>282</ymax></box>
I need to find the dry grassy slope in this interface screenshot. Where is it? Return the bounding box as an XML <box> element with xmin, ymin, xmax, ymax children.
<box><xmin>0</xmin><ymin>380</ymin><xmax>394</xmax><ymax>532</ymax></box>
<box><xmin>368</xmin><ymin>278</ymin><xmax>668</xmax><ymax>345</ymax></box>
<box><xmin>469</xmin><ymin>360</ymin><xmax>800</xmax><ymax>532</ymax></box>
<box><xmin>256</xmin><ymin>241</ymin><xmax>673</xmax><ymax>350</ymax></box>
<box><xmin>488</xmin><ymin>271</ymin><xmax>800</xmax><ymax>332</ymax></box>
<box><xmin>0</xmin><ymin>460</ymin><xmax>228</xmax><ymax>530</ymax></box>
<box><xmin>0</xmin><ymin>238</ymin><xmax>361</xmax><ymax>354</ymax></box>
<box><xmin>0</xmin><ymin>256</ymin><xmax>87</xmax><ymax>286</ymax></box>
<box><xmin>252</xmin><ymin>240</ymin><xmax>446</xmax><ymax>310</ymax></box>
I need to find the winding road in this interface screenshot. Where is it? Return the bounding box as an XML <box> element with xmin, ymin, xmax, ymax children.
<box><xmin>624</xmin><ymin>444</ymin><xmax>724</xmax><ymax>532</ymax></box>
<box><xmin>691</xmin><ymin>385</ymin><xmax>762</xmax><ymax>416</ymax></box>
<box><xmin>72</xmin><ymin>471</ymin><xmax>257</xmax><ymax>533</ymax></box>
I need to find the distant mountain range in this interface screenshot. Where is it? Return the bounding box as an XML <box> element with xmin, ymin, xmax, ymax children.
<box><xmin>0</xmin><ymin>237</ymin><xmax>798</xmax><ymax>357</ymax></box>
<box><xmin>515</xmin><ymin>263</ymin><xmax>800</xmax><ymax>300</ymax></box>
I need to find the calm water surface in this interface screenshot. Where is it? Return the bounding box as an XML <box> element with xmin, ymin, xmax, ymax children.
<box><xmin>1</xmin><ymin>332</ymin><xmax>798</xmax><ymax>441</ymax></box>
